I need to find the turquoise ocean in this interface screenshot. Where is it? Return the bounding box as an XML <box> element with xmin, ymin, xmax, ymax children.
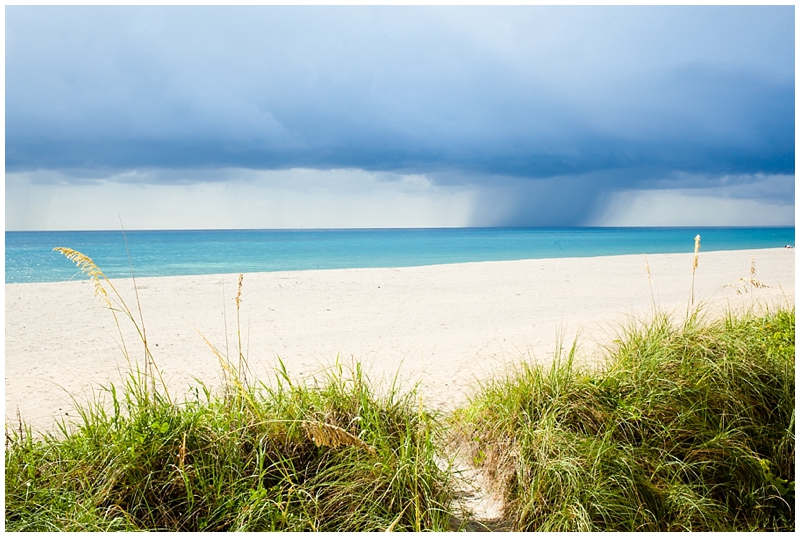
<box><xmin>5</xmin><ymin>227</ymin><xmax>795</xmax><ymax>284</ymax></box>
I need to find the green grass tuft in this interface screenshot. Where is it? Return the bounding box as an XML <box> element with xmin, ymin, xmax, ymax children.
<box><xmin>452</xmin><ymin>307</ymin><xmax>795</xmax><ymax>531</ymax></box>
<box><xmin>5</xmin><ymin>361</ymin><xmax>455</xmax><ymax>531</ymax></box>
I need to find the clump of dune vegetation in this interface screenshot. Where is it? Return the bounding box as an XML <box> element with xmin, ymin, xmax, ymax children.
<box><xmin>5</xmin><ymin>247</ymin><xmax>795</xmax><ymax>531</ymax></box>
<box><xmin>452</xmin><ymin>307</ymin><xmax>795</xmax><ymax>531</ymax></box>
<box><xmin>5</xmin><ymin>360</ymin><xmax>455</xmax><ymax>531</ymax></box>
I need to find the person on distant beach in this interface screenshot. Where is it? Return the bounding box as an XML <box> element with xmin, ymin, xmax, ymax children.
<box><xmin>785</xmin><ymin>245</ymin><xmax>794</xmax><ymax>249</ymax></box>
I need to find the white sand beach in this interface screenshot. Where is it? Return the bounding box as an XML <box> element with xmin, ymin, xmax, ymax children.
<box><xmin>5</xmin><ymin>248</ymin><xmax>794</xmax><ymax>431</ymax></box>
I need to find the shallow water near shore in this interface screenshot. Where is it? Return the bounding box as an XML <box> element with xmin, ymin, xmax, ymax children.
<box><xmin>6</xmin><ymin>227</ymin><xmax>795</xmax><ymax>283</ymax></box>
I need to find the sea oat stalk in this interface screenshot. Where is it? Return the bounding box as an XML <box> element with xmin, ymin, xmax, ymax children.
<box><xmin>54</xmin><ymin>247</ymin><xmax>172</xmax><ymax>404</ymax></box>
<box><xmin>235</xmin><ymin>273</ymin><xmax>248</xmax><ymax>386</ymax></box>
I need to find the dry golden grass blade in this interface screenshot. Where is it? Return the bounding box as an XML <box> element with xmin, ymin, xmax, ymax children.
<box><xmin>385</xmin><ymin>504</ymin><xmax>410</xmax><ymax>532</ymax></box>
<box><xmin>304</xmin><ymin>420</ymin><xmax>377</xmax><ymax>457</ymax></box>
<box><xmin>177</xmin><ymin>431</ymin><xmax>188</xmax><ymax>471</ymax></box>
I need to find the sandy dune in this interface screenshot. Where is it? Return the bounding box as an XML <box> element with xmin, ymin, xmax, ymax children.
<box><xmin>5</xmin><ymin>248</ymin><xmax>794</xmax><ymax>431</ymax></box>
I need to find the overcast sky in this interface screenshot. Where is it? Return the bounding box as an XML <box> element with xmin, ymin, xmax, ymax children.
<box><xmin>5</xmin><ymin>5</ymin><xmax>795</xmax><ymax>230</ymax></box>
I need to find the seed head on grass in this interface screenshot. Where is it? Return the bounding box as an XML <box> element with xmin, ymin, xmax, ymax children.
<box><xmin>689</xmin><ymin>234</ymin><xmax>701</xmax><ymax>311</ymax></box>
<box><xmin>235</xmin><ymin>273</ymin><xmax>243</xmax><ymax>309</ymax></box>
<box><xmin>693</xmin><ymin>234</ymin><xmax>701</xmax><ymax>268</ymax></box>
<box><xmin>53</xmin><ymin>247</ymin><xmax>113</xmax><ymax>309</ymax></box>
<box><xmin>724</xmin><ymin>257</ymin><xmax>771</xmax><ymax>295</ymax></box>
<box><xmin>747</xmin><ymin>258</ymin><xmax>769</xmax><ymax>289</ymax></box>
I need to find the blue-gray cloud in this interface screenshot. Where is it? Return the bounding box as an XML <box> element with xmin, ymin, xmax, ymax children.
<box><xmin>5</xmin><ymin>6</ymin><xmax>794</xmax><ymax>226</ymax></box>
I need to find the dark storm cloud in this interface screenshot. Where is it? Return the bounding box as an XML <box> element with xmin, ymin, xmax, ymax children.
<box><xmin>5</xmin><ymin>5</ymin><xmax>794</xmax><ymax>225</ymax></box>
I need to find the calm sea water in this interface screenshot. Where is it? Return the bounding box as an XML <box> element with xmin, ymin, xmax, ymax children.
<box><xmin>5</xmin><ymin>228</ymin><xmax>795</xmax><ymax>284</ymax></box>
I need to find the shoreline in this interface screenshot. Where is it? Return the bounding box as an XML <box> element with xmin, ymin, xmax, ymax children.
<box><xmin>7</xmin><ymin>227</ymin><xmax>795</xmax><ymax>285</ymax></box>
<box><xmin>6</xmin><ymin>247</ymin><xmax>795</xmax><ymax>431</ymax></box>
<box><xmin>6</xmin><ymin>244</ymin><xmax>796</xmax><ymax>286</ymax></box>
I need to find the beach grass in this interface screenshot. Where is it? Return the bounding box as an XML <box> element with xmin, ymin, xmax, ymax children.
<box><xmin>451</xmin><ymin>306</ymin><xmax>795</xmax><ymax>531</ymax></box>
